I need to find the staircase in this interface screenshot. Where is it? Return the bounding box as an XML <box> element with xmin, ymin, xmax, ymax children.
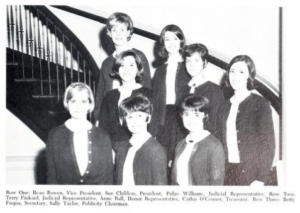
<box><xmin>6</xmin><ymin>5</ymin><xmax>99</xmax><ymax>142</ymax></box>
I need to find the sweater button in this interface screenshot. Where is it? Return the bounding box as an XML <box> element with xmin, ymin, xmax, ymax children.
<box><xmin>89</xmin><ymin>161</ymin><xmax>92</xmax><ymax>164</ymax></box>
<box><xmin>89</xmin><ymin>151</ymin><xmax>92</xmax><ymax>154</ymax></box>
<box><xmin>86</xmin><ymin>171</ymin><xmax>89</xmax><ymax>174</ymax></box>
<box><xmin>80</xmin><ymin>179</ymin><xmax>84</xmax><ymax>183</ymax></box>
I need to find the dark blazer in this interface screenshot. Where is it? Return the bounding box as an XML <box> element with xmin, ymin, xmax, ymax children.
<box><xmin>217</xmin><ymin>93</ymin><xmax>275</xmax><ymax>184</ymax></box>
<box><xmin>46</xmin><ymin>124</ymin><xmax>114</xmax><ymax>185</ymax></box>
<box><xmin>115</xmin><ymin>137</ymin><xmax>168</xmax><ymax>185</ymax></box>
<box><xmin>171</xmin><ymin>134</ymin><xmax>225</xmax><ymax>185</ymax></box>
<box><xmin>98</xmin><ymin>87</ymin><xmax>154</xmax><ymax>149</ymax></box>
<box><xmin>94</xmin><ymin>48</ymin><xmax>151</xmax><ymax>122</ymax></box>
<box><xmin>151</xmin><ymin>62</ymin><xmax>190</xmax><ymax>128</ymax></box>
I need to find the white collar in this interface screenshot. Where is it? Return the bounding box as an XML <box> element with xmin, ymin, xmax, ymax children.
<box><xmin>129</xmin><ymin>132</ymin><xmax>151</xmax><ymax>149</ymax></box>
<box><xmin>65</xmin><ymin>119</ymin><xmax>92</xmax><ymax>132</ymax></box>
<box><xmin>188</xmin><ymin>73</ymin><xmax>207</xmax><ymax>88</ymax></box>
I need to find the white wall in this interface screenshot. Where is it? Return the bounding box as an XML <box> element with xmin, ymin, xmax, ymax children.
<box><xmin>6</xmin><ymin>110</ymin><xmax>45</xmax><ymax>184</ymax></box>
<box><xmin>68</xmin><ymin>6</ymin><xmax>280</xmax><ymax>91</ymax></box>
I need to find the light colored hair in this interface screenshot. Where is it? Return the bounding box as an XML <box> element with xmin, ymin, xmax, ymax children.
<box><xmin>63</xmin><ymin>82</ymin><xmax>95</xmax><ymax>112</ymax></box>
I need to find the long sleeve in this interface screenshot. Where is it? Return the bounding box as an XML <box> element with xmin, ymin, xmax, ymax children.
<box><xmin>93</xmin><ymin>68</ymin><xmax>105</xmax><ymax>124</ymax></box>
<box><xmin>256</xmin><ymin>100</ymin><xmax>275</xmax><ymax>183</ymax></box>
<box><xmin>151</xmin><ymin>146</ymin><xmax>168</xmax><ymax>185</ymax></box>
<box><xmin>209</xmin><ymin>143</ymin><xmax>225</xmax><ymax>185</ymax></box>
<box><xmin>46</xmin><ymin>131</ymin><xmax>57</xmax><ymax>184</ymax></box>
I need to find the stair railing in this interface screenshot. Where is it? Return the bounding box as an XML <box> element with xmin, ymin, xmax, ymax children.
<box><xmin>6</xmin><ymin>5</ymin><xmax>99</xmax><ymax>102</ymax></box>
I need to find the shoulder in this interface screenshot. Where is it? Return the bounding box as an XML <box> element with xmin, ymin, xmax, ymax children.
<box><xmin>102</xmin><ymin>55</ymin><xmax>115</xmax><ymax>64</ymax></box>
<box><xmin>104</xmin><ymin>89</ymin><xmax>119</xmax><ymax>99</ymax></box>
<box><xmin>205</xmin><ymin>81</ymin><xmax>222</xmax><ymax>90</ymax></box>
<box><xmin>48</xmin><ymin>124</ymin><xmax>69</xmax><ymax>137</ymax></box>
<box><xmin>243</xmin><ymin>93</ymin><xmax>271</xmax><ymax>110</ymax></box>
<box><xmin>201</xmin><ymin>135</ymin><xmax>223</xmax><ymax>150</ymax></box>
<box><xmin>143</xmin><ymin>137</ymin><xmax>165</xmax><ymax>153</ymax></box>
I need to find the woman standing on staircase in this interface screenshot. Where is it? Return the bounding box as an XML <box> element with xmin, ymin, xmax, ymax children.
<box><xmin>151</xmin><ymin>25</ymin><xmax>190</xmax><ymax>181</ymax></box>
<box><xmin>46</xmin><ymin>82</ymin><xmax>113</xmax><ymax>185</ymax></box>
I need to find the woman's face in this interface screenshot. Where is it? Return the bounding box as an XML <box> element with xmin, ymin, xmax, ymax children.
<box><xmin>119</xmin><ymin>56</ymin><xmax>138</xmax><ymax>83</ymax></box>
<box><xmin>182</xmin><ymin>110</ymin><xmax>205</xmax><ymax>132</ymax></box>
<box><xmin>229</xmin><ymin>61</ymin><xmax>250</xmax><ymax>91</ymax></box>
<box><xmin>164</xmin><ymin>31</ymin><xmax>181</xmax><ymax>55</ymax></box>
<box><xmin>67</xmin><ymin>90</ymin><xmax>90</xmax><ymax>120</ymax></box>
<box><xmin>108</xmin><ymin>22</ymin><xmax>130</xmax><ymax>47</ymax></box>
<box><xmin>185</xmin><ymin>52</ymin><xmax>205</xmax><ymax>77</ymax></box>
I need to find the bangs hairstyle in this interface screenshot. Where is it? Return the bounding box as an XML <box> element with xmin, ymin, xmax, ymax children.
<box><xmin>63</xmin><ymin>82</ymin><xmax>95</xmax><ymax>112</ymax></box>
<box><xmin>106</xmin><ymin>12</ymin><xmax>134</xmax><ymax>41</ymax></box>
<box><xmin>119</xmin><ymin>94</ymin><xmax>153</xmax><ymax>123</ymax></box>
<box><xmin>226</xmin><ymin>55</ymin><xmax>256</xmax><ymax>90</ymax></box>
<box><xmin>180</xmin><ymin>95</ymin><xmax>209</xmax><ymax>117</ymax></box>
<box><xmin>183</xmin><ymin>43</ymin><xmax>209</xmax><ymax>63</ymax></box>
<box><xmin>158</xmin><ymin>24</ymin><xmax>186</xmax><ymax>58</ymax></box>
<box><xmin>111</xmin><ymin>50</ymin><xmax>144</xmax><ymax>83</ymax></box>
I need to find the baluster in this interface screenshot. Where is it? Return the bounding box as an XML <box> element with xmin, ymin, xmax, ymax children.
<box><xmin>24</xmin><ymin>8</ymin><xmax>29</xmax><ymax>54</ymax></box>
<box><xmin>83</xmin><ymin>61</ymin><xmax>86</xmax><ymax>83</ymax></box>
<box><xmin>10</xmin><ymin>5</ymin><xmax>15</xmax><ymax>62</ymax></box>
<box><xmin>62</xmin><ymin>35</ymin><xmax>67</xmax><ymax>89</ymax></box>
<box><xmin>19</xmin><ymin>5</ymin><xmax>25</xmax><ymax>78</ymax></box>
<box><xmin>7</xmin><ymin>6</ymin><xmax>11</xmax><ymax>48</ymax></box>
<box><xmin>77</xmin><ymin>51</ymin><xmax>80</xmax><ymax>82</ymax></box>
<box><xmin>42</xmin><ymin>24</ymin><xmax>46</xmax><ymax>60</ymax></box>
<box><xmin>33</xmin><ymin>10</ymin><xmax>38</xmax><ymax>58</ymax></box>
<box><xmin>54</xmin><ymin>27</ymin><xmax>60</xmax><ymax>102</ymax></box>
<box><xmin>15</xmin><ymin>6</ymin><xmax>20</xmax><ymax>52</ymax></box>
<box><xmin>70</xmin><ymin>44</ymin><xmax>73</xmax><ymax>83</ymax></box>
<box><xmin>88</xmin><ymin>70</ymin><xmax>91</xmax><ymax>87</ymax></box>
<box><xmin>37</xmin><ymin>11</ymin><xmax>43</xmax><ymax>95</ymax></box>
<box><xmin>28</xmin><ymin>7</ymin><xmax>34</xmax><ymax>78</ymax></box>
<box><xmin>46</xmin><ymin>19</ymin><xmax>52</xmax><ymax>95</ymax></box>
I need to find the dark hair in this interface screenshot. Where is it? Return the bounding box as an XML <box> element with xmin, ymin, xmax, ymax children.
<box><xmin>179</xmin><ymin>95</ymin><xmax>209</xmax><ymax>125</ymax></box>
<box><xmin>157</xmin><ymin>24</ymin><xmax>186</xmax><ymax>58</ymax></box>
<box><xmin>183</xmin><ymin>43</ymin><xmax>209</xmax><ymax>63</ymax></box>
<box><xmin>111</xmin><ymin>50</ymin><xmax>144</xmax><ymax>83</ymax></box>
<box><xmin>226</xmin><ymin>55</ymin><xmax>256</xmax><ymax>90</ymax></box>
<box><xmin>106</xmin><ymin>12</ymin><xmax>134</xmax><ymax>41</ymax></box>
<box><xmin>119</xmin><ymin>94</ymin><xmax>153</xmax><ymax>123</ymax></box>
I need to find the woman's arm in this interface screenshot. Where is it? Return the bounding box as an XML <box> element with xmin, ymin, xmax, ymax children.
<box><xmin>256</xmin><ymin>100</ymin><xmax>276</xmax><ymax>183</ymax></box>
<box><xmin>151</xmin><ymin>146</ymin><xmax>168</xmax><ymax>185</ymax></box>
<box><xmin>209</xmin><ymin>143</ymin><xmax>226</xmax><ymax>185</ymax></box>
<box><xmin>45</xmin><ymin>131</ymin><xmax>58</xmax><ymax>184</ymax></box>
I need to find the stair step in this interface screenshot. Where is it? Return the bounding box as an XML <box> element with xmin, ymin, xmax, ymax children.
<box><xmin>32</xmin><ymin>94</ymin><xmax>64</xmax><ymax>99</ymax></box>
<box><xmin>7</xmin><ymin>62</ymin><xmax>19</xmax><ymax>66</ymax></box>
<box><xmin>15</xmin><ymin>78</ymin><xmax>61</xmax><ymax>83</ymax></box>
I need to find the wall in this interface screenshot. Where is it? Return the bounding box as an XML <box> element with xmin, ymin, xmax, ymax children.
<box><xmin>6</xmin><ymin>110</ymin><xmax>46</xmax><ymax>184</ymax></box>
<box><xmin>67</xmin><ymin>6</ymin><xmax>280</xmax><ymax>91</ymax></box>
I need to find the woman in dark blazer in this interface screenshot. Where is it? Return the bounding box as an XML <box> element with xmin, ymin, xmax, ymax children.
<box><xmin>217</xmin><ymin>55</ymin><xmax>275</xmax><ymax>186</ymax></box>
<box><xmin>151</xmin><ymin>25</ymin><xmax>190</xmax><ymax>166</ymax></box>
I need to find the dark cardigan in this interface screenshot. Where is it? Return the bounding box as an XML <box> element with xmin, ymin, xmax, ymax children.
<box><xmin>46</xmin><ymin>124</ymin><xmax>114</xmax><ymax>185</ymax></box>
<box><xmin>94</xmin><ymin>48</ymin><xmax>152</xmax><ymax>122</ymax></box>
<box><xmin>151</xmin><ymin>62</ymin><xmax>190</xmax><ymax>128</ymax></box>
<box><xmin>115</xmin><ymin>137</ymin><xmax>168</xmax><ymax>185</ymax></box>
<box><xmin>217</xmin><ymin>93</ymin><xmax>275</xmax><ymax>184</ymax></box>
<box><xmin>98</xmin><ymin>87</ymin><xmax>154</xmax><ymax>149</ymax></box>
<box><xmin>171</xmin><ymin>134</ymin><xmax>225</xmax><ymax>185</ymax></box>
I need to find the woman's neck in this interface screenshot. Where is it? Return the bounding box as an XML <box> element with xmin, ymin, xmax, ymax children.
<box><xmin>121</xmin><ymin>81</ymin><xmax>139</xmax><ymax>90</ymax></box>
<box><xmin>233</xmin><ymin>88</ymin><xmax>251</xmax><ymax>102</ymax></box>
<box><xmin>191</xmin><ymin>71</ymin><xmax>206</xmax><ymax>84</ymax></box>
<box><xmin>115</xmin><ymin>44</ymin><xmax>130</xmax><ymax>55</ymax></box>
<box><xmin>66</xmin><ymin>118</ymin><xmax>91</xmax><ymax>131</ymax></box>
<box><xmin>167</xmin><ymin>52</ymin><xmax>182</xmax><ymax>63</ymax></box>
<box><xmin>188</xmin><ymin>129</ymin><xmax>210</xmax><ymax>142</ymax></box>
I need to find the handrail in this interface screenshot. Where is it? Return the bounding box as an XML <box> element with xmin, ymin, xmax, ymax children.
<box><xmin>7</xmin><ymin>5</ymin><xmax>98</xmax><ymax>99</ymax></box>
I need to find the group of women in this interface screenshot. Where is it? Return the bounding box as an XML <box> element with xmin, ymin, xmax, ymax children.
<box><xmin>46</xmin><ymin>12</ymin><xmax>276</xmax><ymax>186</ymax></box>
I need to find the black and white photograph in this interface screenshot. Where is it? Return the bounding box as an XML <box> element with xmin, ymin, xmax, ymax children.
<box><xmin>2</xmin><ymin>0</ymin><xmax>300</xmax><ymax>212</ymax></box>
